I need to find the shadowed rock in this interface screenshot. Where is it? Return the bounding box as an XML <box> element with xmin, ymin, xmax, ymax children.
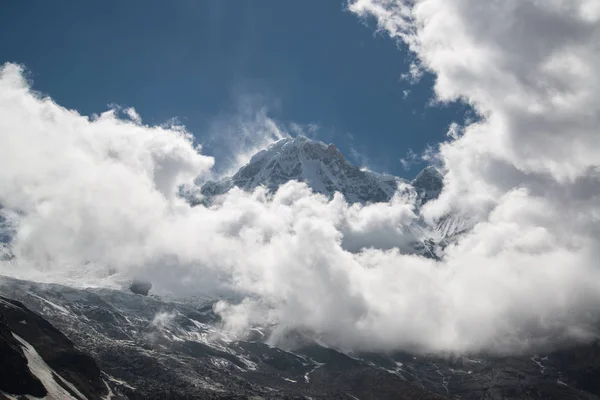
<box><xmin>129</xmin><ymin>279</ymin><xmax>152</xmax><ymax>296</ymax></box>
<box><xmin>0</xmin><ymin>295</ymin><xmax>107</xmax><ymax>399</ymax></box>
<box><xmin>0</xmin><ymin>307</ymin><xmax>47</xmax><ymax>397</ymax></box>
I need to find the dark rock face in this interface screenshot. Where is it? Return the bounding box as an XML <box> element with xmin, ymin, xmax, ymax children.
<box><xmin>0</xmin><ymin>295</ymin><xmax>108</xmax><ymax>400</ymax></box>
<box><xmin>0</xmin><ymin>304</ymin><xmax>47</xmax><ymax>397</ymax></box>
<box><xmin>129</xmin><ymin>279</ymin><xmax>152</xmax><ymax>296</ymax></box>
<box><xmin>411</xmin><ymin>165</ymin><xmax>443</xmax><ymax>205</ymax></box>
<box><xmin>551</xmin><ymin>342</ymin><xmax>600</xmax><ymax>395</ymax></box>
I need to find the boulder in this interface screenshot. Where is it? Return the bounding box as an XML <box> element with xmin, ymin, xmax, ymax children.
<box><xmin>129</xmin><ymin>279</ymin><xmax>152</xmax><ymax>296</ymax></box>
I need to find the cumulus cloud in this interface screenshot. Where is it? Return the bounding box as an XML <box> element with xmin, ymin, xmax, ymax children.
<box><xmin>348</xmin><ymin>0</ymin><xmax>600</xmax><ymax>346</ymax></box>
<box><xmin>2</xmin><ymin>0</ymin><xmax>600</xmax><ymax>357</ymax></box>
<box><xmin>0</xmin><ymin>63</ymin><xmax>214</xmax><ymax>280</ymax></box>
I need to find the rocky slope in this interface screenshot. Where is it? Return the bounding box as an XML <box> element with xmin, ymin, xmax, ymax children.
<box><xmin>0</xmin><ymin>302</ymin><xmax>47</xmax><ymax>398</ymax></box>
<box><xmin>0</xmin><ymin>276</ymin><xmax>448</xmax><ymax>399</ymax></box>
<box><xmin>0</xmin><ymin>294</ymin><xmax>110</xmax><ymax>400</ymax></box>
<box><xmin>1</xmin><ymin>275</ymin><xmax>600</xmax><ymax>399</ymax></box>
<box><xmin>411</xmin><ymin>166</ymin><xmax>443</xmax><ymax>206</ymax></box>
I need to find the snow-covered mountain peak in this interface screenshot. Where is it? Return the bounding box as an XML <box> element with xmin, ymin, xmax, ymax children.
<box><xmin>248</xmin><ymin>136</ymin><xmax>339</xmax><ymax>162</ymax></box>
<box><xmin>200</xmin><ymin>136</ymin><xmax>403</xmax><ymax>203</ymax></box>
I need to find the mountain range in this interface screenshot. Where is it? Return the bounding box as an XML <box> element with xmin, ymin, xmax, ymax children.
<box><xmin>190</xmin><ymin>136</ymin><xmax>451</xmax><ymax>259</ymax></box>
<box><xmin>197</xmin><ymin>136</ymin><xmax>443</xmax><ymax>206</ymax></box>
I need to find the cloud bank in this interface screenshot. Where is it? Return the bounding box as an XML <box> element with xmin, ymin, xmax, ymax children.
<box><xmin>1</xmin><ymin>0</ymin><xmax>600</xmax><ymax>355</ymax></box>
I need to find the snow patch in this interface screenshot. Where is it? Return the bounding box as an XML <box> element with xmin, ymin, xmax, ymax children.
<box><xmin>102</xmin><ymin>380</ymin><xmax>114</xmax><ymax>400</ymax></box>
<box><xmin>531</xmin><ymin>356</ymin><xmax>546</xmax><ymax>374</ymax></box>
<box><xmin>103</xmin><ymin>373</ymin><xmax>136</xmax><ymax>391</ymax></box>
<box><xmin>13</xmin><ymin>333</ymin><xmax>86</xmax><ymax>400</ymax></box>
<box><xmin>304</xmin><ymin>362</ymin><xmax>325</xmax><ymax>383</ymax></box>
<box><xmin>29</xmin><ymin>293</ymin><xmax>72</xmax><ymax>315</ymax></box>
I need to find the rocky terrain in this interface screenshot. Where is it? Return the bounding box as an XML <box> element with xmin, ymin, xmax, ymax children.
<box><xmin>0</xmin><ymin>293</ymin><xmax>108</xmax><ymax>400</ymax></box>
<box><xmin>0</xmin><ymin>276</ymin><xmax>448</xmax><ymax>399</ymax></box>
<box><xmin>1</xmin><ymin>275</ymin><xmax>600</xmax><ymax>399</ymax></box>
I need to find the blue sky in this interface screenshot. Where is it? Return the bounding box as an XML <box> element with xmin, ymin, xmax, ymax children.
<box><xmin>0</xmin><ymin>1</ymin><xmax>471</xmax><ymax>178</ymax></box>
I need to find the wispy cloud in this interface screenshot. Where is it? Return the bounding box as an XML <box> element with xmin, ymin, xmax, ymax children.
<box><xmin>400</xmin><ymin>62</ymin><xmax>423</xmax><ymax>84</ymax></box>
<box><xmin>203</xmin><ymin>98</ymin><xmax>289</xmax><ymax>179</ymax></box>
<box><xmin>399</xmin><ymin>148</ymin><xmax>418</xmax><ymax>170</ymax></box>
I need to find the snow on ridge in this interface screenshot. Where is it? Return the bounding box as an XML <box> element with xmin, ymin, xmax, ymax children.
<box><xmin>200</xmin><ymin>135</ymin><xmax>405</xmax><ymax>204</ymax></box>
<box><xmin>13</xmin><ymin>334</ymin><xmax>85</xmax><ymax>400</ymax></box>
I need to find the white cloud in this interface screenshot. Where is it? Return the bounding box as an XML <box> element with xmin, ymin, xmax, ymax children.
<box><xmin>399</xmin><ymin>148</ymin><xmax>418</xmax><ymax>170</ymax></box>
<box><xmin>0</xmin><ymin>63</ymin><xmax>214</xmax><ymax>277</ymax></box>
<box><xmin>347</xmin><ymin>0</ymin><xmax>600</xmax><ymax>350</ymax></box>
<box><xmin>3</xmin><ymin>0</ymin><xmax>600</xmax><ymax>358</ymax></box>
<box><xmin>124</xmin><ymin>107</ymin><xmax>142</xmax><ymax>124</ymax></box>
<box><xmin>151</xmin><ymin>311</ymin><xmax>177</xmax><ymax>328</ymax></box>
<box><xmin>400</xmin><ymin>62</ymin><xmax>423</xmax><ymax>84</ymax></box>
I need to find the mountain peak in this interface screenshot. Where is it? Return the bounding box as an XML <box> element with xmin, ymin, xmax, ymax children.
<box><xmin>200</xmin><ymin>136</ymin><xmax>401</xmax><ymax>203</ymax></box>
<box><xmin>411</xmin><ymin>165</ymin><xmax>443</xmax><ymax>205</ymax></box>
<box><xmin>194</xmin><ymin>137</ymin><xmax>445</xmax><ymax>208</ymax></box>
<box><xmin>247</xmin><ymin>136</ymin><xmax>341</xmax><ymax>165</ymax></box>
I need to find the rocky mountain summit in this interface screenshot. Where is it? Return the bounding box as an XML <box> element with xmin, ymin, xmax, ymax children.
<box><xmin>198</xmin><ymin>136</ymin><xmax>436</xmax><ymax>205</ymax></box>
<box><xmin>411</xmin><ymin>166</ymin><xmax>443</xmax><ymax>206</ymax></box>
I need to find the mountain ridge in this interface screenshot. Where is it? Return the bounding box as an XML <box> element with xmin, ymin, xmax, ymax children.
<box><xmin>196</xmin><ymin>136</ymin><xmax>442</xmax><ymax>207</ymax></box>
